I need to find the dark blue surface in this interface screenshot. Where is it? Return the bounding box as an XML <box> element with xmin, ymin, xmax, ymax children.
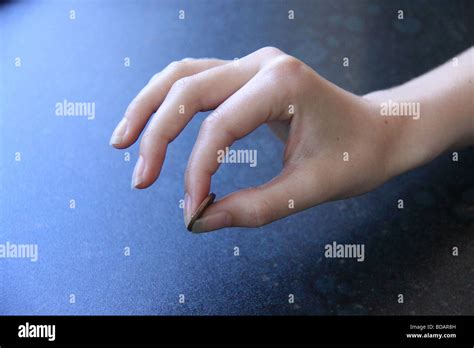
<box><xmin>1</xmin><ymin>0</ymin><xmax>473</xmax><ymax>315</ymax></box>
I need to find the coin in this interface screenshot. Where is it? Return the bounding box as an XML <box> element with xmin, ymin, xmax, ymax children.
<box><xmin>187</xmin><ymin>193</ymin><xmax>216</xmax><ymax>232</ymax></box>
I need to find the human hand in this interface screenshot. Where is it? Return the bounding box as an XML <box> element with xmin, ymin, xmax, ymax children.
<box><xmin>110</xmin><ymin>46</ymin><xmax>473</xmax><ymax>232</ymax></box>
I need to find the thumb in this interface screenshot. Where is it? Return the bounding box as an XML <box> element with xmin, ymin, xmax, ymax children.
<box><xmin>190</xmin><ymin>167</ymin><xmax>317</xmax><ymax>233</ymax></box>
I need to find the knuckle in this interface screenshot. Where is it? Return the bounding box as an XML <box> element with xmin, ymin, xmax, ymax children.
<box><xmin>249</xmin><ymin>191</ymin><xmax>274</xmax><ymax>227</ymax></box>
<box><xmin>128</xmin><ymin>95</ymin><xmax>144</xmax><ymax>111</ymax></box>
<box><xmin>180</xmin><ymin>57</ymin><xmax>195</xmax><ymax>63</ymax></box>
<box><xmin>261</xmin><ymin>56</ymin><xmax>307</xmax><ymax>101</ymax></box>
<box><xmin>139</xmin><ymin>132</ymin><xmax>151</xmax><ymax>149</ymax></box>
<box><xmin>169</xmin><ymin>75</ymin><xmax>203</xmax><ymax>111</ymax></box>
<box><xmin>201</xmin><ymin>111</ymin><xmax>221</xmax><ymax>132</ymax></box>
<box><xmin>201</xmin><ymin>107</ymin><xmax>238</xmax><ymax>142</ymax></box>
<box><xmin>141</xmin><ymin>128</ymin><xmax>153</xmax><ymax>142</ymax></box>
<box><xmin>268</xmin><ymin>55</ymin><xmax>305</xmax><ymax>78</ymax></box>
<box><xmin>169</xmin><ymin>76</ymin><xmax>194</xmax><ymax>96</ymax></box>
<box><xmin>259</xmin><ymin>46</ymin><xmax>284</xmax><ymax>57</ymax></box>
<box><xmin>166</xmin><ymin>60</ymin><xmax>180</xmax><ymax>72</ymax></box>
<box><xmin>148</xmin><ymin>72</ymin><xmax>161</xmax><ymax>84</ymax></box>
<box><xmin>166</xmin><ymin>59</ymin><xmax>189</xmax><ymax>74</ymax></box>
<box><xmin>142</xmin><ymin>127</ymin><xmax>171</xmax><ymax>146</ymax></box>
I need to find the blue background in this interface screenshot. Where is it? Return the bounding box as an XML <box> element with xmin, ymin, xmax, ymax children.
<box><xmin>0</xmin><ymin>0</ymin><xmax>473</xmax><ymax>315</ymax></box>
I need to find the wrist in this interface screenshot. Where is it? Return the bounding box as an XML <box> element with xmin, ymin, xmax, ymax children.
<box><xmin>363</xmin><ymin>89</ymin><xmax>439</xmax><ymax>179</ymax></box>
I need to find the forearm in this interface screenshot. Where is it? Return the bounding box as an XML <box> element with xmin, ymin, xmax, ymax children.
<box><xmin>365</xmin><ymin>47</ymin><xmax>474</xmax><ymax>176</ymax></box>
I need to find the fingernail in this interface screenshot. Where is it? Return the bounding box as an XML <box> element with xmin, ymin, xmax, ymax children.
<box><xmin>109</xmin><ymin>118</ymin><xmax>128</xmax><ymax>146</ymax></box>
<box><xmin>183</xmin><ymin>192</ymin><xmax>191</xmax><ymax>226</ymax></box>
<box><xmin>131</xmin><ymin>155</ymin><xmax>145</xmax><ymax>188</ymax></box>
<box><xmin>192</xmin><ymin>211</ymin><xmax>232</xmax><ymax>233</ymax></box>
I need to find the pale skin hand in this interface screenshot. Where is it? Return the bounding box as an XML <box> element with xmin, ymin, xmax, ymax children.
<box><xmin>110</xmin><ymin>47</ymin><xmax>474</xmax><ymax>233</ymax></box>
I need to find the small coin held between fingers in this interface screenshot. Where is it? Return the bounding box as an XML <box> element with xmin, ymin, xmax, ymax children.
<box><xmin>187</xmin><ymin>193</ymin><xmax>216</xmax><ymax>232</ymax></box>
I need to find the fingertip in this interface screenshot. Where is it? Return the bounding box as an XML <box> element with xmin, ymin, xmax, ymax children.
<box><xmin>109</xmin><ymin>118</ymin><xmax>129</xmax><ymax>147</ymax></box>
<box><xmin>130</xmin><ymin>153</ymin><xmax>164</xmax><ymax>190</ymax></box>
<box><xmin>131</xmin><ymin>176</ymin><xmax>158</xmax><ymax>190</ymax></box>
<box><xmin>131</xmin><ymin>171</ymin><xmax>160</xmax><ymax>190</ymax></box>
<box><xmin>110</xmin><ymin>141</ymin><xmax>130</xmax><ymax>150</ymax></box>
<box><xmin>191</xmin><ymin>210</ymin><xmax>232</xmax><ymax>233</ymax></box>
